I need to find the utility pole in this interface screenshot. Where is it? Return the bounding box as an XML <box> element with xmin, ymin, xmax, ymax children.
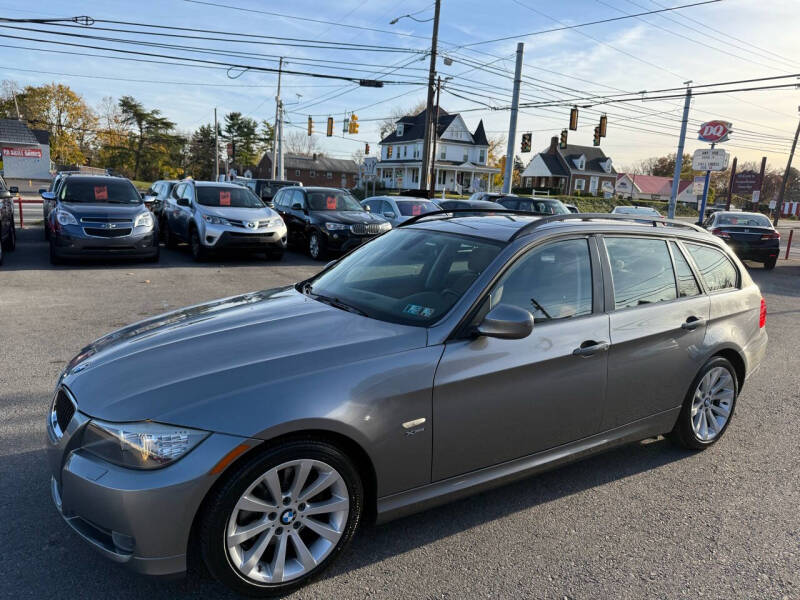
<box><xmin>502</xmin><ymin>42</ymin><xmax>525</xmax><ymax>195</ymax></box>
<box><xmin>669</xmin><ymin>83</ymin><xmax>692</xmax><ymax>219</ymax></box>
<box><xmin>419</xmin><ymin>0</ymin><xmax>441</xmax><ymax>196</ymax></box>
<box><xmin>277</xmin><ymin>101</ymin><xmax>285</xmax><ymax>181</ymax></box>
<box><xmin>725</xmin><ymin>156</ymin><xmax>737</xmax><ymax>211</ymax></box>
<box><xmin>756</xmin><ymin>156</ymin><xmax>767</xmax><ymax>207</ymax></box>
<box><xmin>773</xmin><ymin>106</ymin><xmax>800</xmax><ymax>227</ymax></box>
<box><xmin>428</xmin><ymin>76</ymin><xmax>442</xmax><ymax>197</ymax></box>
<box><xmin>214</xmin><ymin>107</ymin><xmax>219</xmax><ymax>181</ymax></box>
<box><xmin>271</xmin><ymin>57</ymin><xmax>284</xmax><ymax>180</ymax></box>
<box><xmin>698</xmin><ymin>142</ymin><xmax>715</xmax><ymax>223</ymax></box>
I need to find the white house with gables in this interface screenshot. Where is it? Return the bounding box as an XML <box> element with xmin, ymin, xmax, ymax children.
<box><xmin>377</xmin><ymin>108</ymin><xmax>499</xmax><ymax>192</ymax></box>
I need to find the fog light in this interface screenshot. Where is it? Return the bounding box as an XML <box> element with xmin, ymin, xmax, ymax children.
<box><xmin>112</xmin><ymin>530</ymin><xmax>135</xmax><ymax>553</ymax></box>
<box><xmin>206</xmin><ymin>236</ymin><xmax>214</xmax><ymax>244</ymax></box>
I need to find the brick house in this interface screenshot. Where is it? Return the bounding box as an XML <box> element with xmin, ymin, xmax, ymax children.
<box><xmin>257</xmin><ymin>153</ymin><xmax>359</xmax><ymax>188</ymax></box>
<box><xmin>521</xmin><ymin>136</ymin><xmax>617</xmax><ymax>196</ymax></box>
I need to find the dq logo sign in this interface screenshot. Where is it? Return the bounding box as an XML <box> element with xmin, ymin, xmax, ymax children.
<box><xmin>698</xmin><ymin>120</ymin><xmax>732</xmax><ymax>143</ymax></box>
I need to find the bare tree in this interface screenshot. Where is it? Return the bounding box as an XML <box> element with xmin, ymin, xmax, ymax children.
<box><xmin>351</xmin><ymin>147</ymin><xmax>365</xmax><ymax>165</ymax></box>
<box><xmin>283</xmin><ymin>130</ymin><xmax>320</xmax><ymax>155</ymax></box>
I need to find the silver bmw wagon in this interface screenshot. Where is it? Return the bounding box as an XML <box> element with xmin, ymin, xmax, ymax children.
<box><xmin>47</xmin><ymin>211</ymin><xmax>767</xmax><ymax>597</ymax></box>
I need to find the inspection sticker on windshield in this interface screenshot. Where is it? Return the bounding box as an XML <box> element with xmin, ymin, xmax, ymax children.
<box><xmin>220</xmin><ymin>190</ymin><xmax>231</xmax><ymax>206</ymax></box>
<box><xmin>403</xmin><ymin>304</ymin><xmax>435</xmax><ymax>318</ymax></box>
<box><xmin>94</xmin><ymin>186</ymin><xmax>108</xmax><ymax>200</ymax></box>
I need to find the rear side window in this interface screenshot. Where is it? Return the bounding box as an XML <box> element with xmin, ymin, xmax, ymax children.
<box><xmin>685</xmin><ymin>243</ymin><xmax>738</xmax><ymax>291</ymax></box>
<box><xmin>669</xmin><ymin>241</ymin><xmax>701</xmax><ymax>297</ymax></box>
<box><xmin>605</xmin><ymin>237</ymin><xmax>677</xmax><ymax>309</ymax></box>
<box><xmin>490</xmin><ymin>239</ymin><xmax>593</xmax><ymax>321</ymax></box>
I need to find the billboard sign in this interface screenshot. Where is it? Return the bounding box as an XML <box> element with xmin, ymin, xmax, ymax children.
<box><xmin>2</xmin><ymin>146</ymin><xmax>42</xmax><ymax>158</ymax></box>
<box><xmin>732</xmin><ymin>170</ymin><xmax>761</xmax><ymax>194</ymax></box>
<box><xmin>692</xmin><ymin>148</ymin><xmax>729</xmax><ymax>171</ymax></box>
<box><xmin>698</xmin><ymin>120</ymin><xmax>732</xmax><ymax>143</ymax></box>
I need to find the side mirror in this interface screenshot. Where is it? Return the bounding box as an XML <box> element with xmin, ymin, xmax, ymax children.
<box><xmin>41</xmin><ymin>191</ymin><xmax>55</xmax><ymax>201</ymax></box>
<box><xmin>38</xmin><ymin>187</ymin><xmax>47</xmax><ymax>195</ymax></box>
<box><xmin>9</xmin><ymin>186</ymin><xmax>19</xmax><ymax>194</ymax></box>
<box><xmin>291</xmin><ymin>203</ymin><xmax>303</xmax><ymax>211</ymax></box>
<box><xmin>364</xmin><ymin>205</ymin><xmax>371</xmax><ymax>212</ymax></box>
<box><xmin>177</xmin><ymin>197</ymin><xmax>190</xmax><ymax>207</ymax></box>
<box><xmin>475</xmin><ymin>304</ymin><xmax>534</xmax><ymax>340</ymax></box>
<box><xmin>0</xmin><ymin>190</ymin><xmax>10</xmax><ymax>199</ymax></box>
<box><xmin>383</xmin><ymin>211</ymin><xmax>396</xmax><ymax>219</ymax></box>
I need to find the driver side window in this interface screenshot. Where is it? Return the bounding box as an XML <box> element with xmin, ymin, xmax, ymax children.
<box><xmin>490</xmin><ymin>239</ymin><xmax>593</xmax><ymax>322</ymax></box>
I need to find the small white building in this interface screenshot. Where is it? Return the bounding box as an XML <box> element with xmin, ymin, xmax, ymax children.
<box><xmin>377</xmin><ymin>108</ymin><xmax>499</xmax><ymax>193</ymax></box>
<box><xmin>615</xmin><ymin>173</ymin><xmax>696</xmax><ymax>204</ymax></box>
<box><xmin>0</xmin><ymin>119</ymin><xmax>52</xmax><ymax>182</ymax></box>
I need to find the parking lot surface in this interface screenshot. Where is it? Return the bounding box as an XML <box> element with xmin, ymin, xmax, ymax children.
<box><xmin>1</xmin><ymin>226</ymin><xmax>799</xmax><ymax>599</ymax></box>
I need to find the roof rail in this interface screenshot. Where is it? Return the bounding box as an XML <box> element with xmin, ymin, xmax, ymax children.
<box><xmin>508</xmin><ymin>213</ymin><xmax>704</xmax><ymax>240</ymax></box>
<box><xmin>397</xmin><ymin>208</ymin><xmax>543</xmax><ymax>228</ymax></box>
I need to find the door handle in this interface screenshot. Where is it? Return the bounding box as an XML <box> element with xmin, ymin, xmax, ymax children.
<box><xmin>681</xmin><ymin>316</ymin><xmax>705</xmax><ymax>330</ymax></box>
<box><xmin>572</xmin><ymin>340</ymin><xmax>610</xmax><ymax>357</ymax></box>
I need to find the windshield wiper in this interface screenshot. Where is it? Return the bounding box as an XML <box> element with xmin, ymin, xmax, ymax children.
<box><xmin>308</xmin><ymin>289</ymin><xmax>368</xmax><ymax>317</ymax></box>
<box><xmin>530</xmin><ymin>297</ymin><xmax>552</xmax><ymax>320</ymax></box>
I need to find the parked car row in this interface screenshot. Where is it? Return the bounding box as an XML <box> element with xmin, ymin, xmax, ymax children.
<box><xmin>0</xmin><ymin>174</ymin><xmax>19</xmax><ymax>265</ymax></box>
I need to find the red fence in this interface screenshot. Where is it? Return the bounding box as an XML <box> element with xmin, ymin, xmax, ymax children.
<box><xmin>14</xmin><ymin>197</ymin><xmax>43</xmax><ymax>229</ymax></box>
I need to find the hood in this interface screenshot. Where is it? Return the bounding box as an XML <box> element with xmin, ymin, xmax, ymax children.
<box><xmin>62</xmin><ymin>287</ymin><xmax>427</xmax><ymax>424</ymax></box>
<box><xmin>62</xmin><ymin>202</ymin><xmax>147</xmax><ymax>219</ymax></box>
<box><xmin>311</xmin><ymin>210</ymin><xmax>388</xmax><ymax>225</ymax></box>
<box><xmin>199</xmin><ymin>205</ymin><xmax>276</xmax><ymax>220</ymax></box>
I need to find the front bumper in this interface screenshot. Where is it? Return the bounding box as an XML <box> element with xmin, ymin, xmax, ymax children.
<box><xmin>324</xmin><ymin>230</ymin><xmax>383</xmax><ymax>252</ymax></box>
<box><xmin>52</xmin><ymin>226</ymin><xmax>158</xmax><ymax>258</ymax></box>
<box><xmin>47</xmin><ymin>402</ymin><xmax>253</xmax><ymax>577</ymax></box>
<box><xmin>202</xmin><ymin>222</ymin><xmax>287</xmax><ymax>250</ymax></box>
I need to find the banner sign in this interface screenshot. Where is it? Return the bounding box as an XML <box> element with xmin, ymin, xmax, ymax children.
<box><xmin>698</xmin><ymin>121</ymin><xmax>732</xmax><ymax>143</ymax></box>
<box><xmin>692</xmin><ymin>148</ymin><xmax>729</xmax><ymax>171</ymax></box>
<box><xmin>2</xmin><ymin>146</ymin><xmax>42</xmax><ymax>158</ymax></box>
<box><xmin>732</xmin><ymin>170</ymin><xmax>761</xmax><ymax>194</ymax></box>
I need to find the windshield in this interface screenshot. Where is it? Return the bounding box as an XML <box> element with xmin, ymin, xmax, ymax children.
<box><xmin>397</xmin><ymin>200</ymin><xmax>440</xmax><ymax>216</ymax></box>
<box><xmin>307</xmin><ymin>190</ymin><xmax>363</xmax><ymax>211</ymax></box>
<box><xmin>304</xmin><ymin>229</ymin><xmax>503</xmax><ymax>326</ymax></box>
<box><xmin>197</xmin><ymin>186</ymin><xmax>264</xmax><ymax>208</ymax></box>
<box><xmin>717</xmin><ymin>213</ymin><xmax>771</xmax><ymax>227</ymax></box>
<box><xmin>61</xmin><ymin>179</ymin><xmax>141</xmax><ymax>204</ymax></box>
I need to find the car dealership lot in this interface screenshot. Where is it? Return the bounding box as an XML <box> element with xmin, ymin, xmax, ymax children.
<box><xmin>1</xmin><ymin>226</ymin><xmax>799</xmax><ymax>599</ymax></box>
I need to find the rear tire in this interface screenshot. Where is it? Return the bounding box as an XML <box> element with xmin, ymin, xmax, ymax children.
<box><xmin>764</xmin><ymin>257</ymin><xmax>777</xmax><ymax>270</ymax></box>
<box><xmin>668</xmin><ymin>356</ymin><xmax>738</xmax><ymax>451</ymax></box>
<box><xmin>198</xmin><ymin>440</ymin><xmax>363</xmax><ymax>597</ymax></box>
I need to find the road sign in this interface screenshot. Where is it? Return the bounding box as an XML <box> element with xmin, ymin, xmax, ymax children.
<box><xmin>752</xmin><ymin>190</ymin><xmax>760</xmax><ymax>204</ymax></box>
<box><xmin>693</xmin><ymin>175</ymin><xmax>706</xmax><ymax>195</ymax></box>
<box><xmin>363</xmin><ymin>157</ymin><xmax>377</xmax><ymax>177</ymax></box>
<box><xmin>732</xmin><ymin>170</ymin><xmax>761</xmax><ymax>194</ymax></box>
<box><xmin>769</xmin><ymin>199</ymin><xmax>776</xmax><ymax>209</ymax></box>
<box><xmin>692</xmin><ymin>148</ymin><xmax>729</xmax><ymax>171</ymax></box>
<box><xmin>698</xmin><ymin>120</ymin><xmax>732</xmax><ymax>143</ymax></box>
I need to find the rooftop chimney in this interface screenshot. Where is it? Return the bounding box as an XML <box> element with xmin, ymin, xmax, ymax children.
<box><xmin>549</xmin><ymin>136</ymin><xmax>558</xmax><ymax>154</ymax></box>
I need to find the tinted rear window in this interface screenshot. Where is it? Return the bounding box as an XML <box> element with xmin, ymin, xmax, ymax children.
<box><xmin>716</xmin><ymin>214</ymin><xmax>771</xmax><ymax>227</ymax></box>
<box><xmin>685</xmin><ymin>243</ymin><xmax>738</xmax><ymax>291</ymax></box>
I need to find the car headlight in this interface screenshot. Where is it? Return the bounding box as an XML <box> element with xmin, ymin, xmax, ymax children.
<box><xmin>202</xmin><ymin>214</ymin><xmax>228</xmax><ymax>225</ymax></box>
<box><xmin>267</xmin><ymin>216</ymin><xmax>283</xmax><ymax>228</ymax></box>
<box><xmin>134</xmin><ymin>212</ymin><xmax>154</xmax><ymax>228</ymax></box>
<box><xmin>82</xmin><ymin>419</ymin><xmax>209</xmax><ymax>469</ymax></box>
<box><xmin>324</xmin><ymin>222</ymin><xmax>349</xmax><ymax>231</ymax></box>
<box><xmin>378</xmin><ymin>221</ymin><xmax>392</xmax><ymax>231</ymax></box>
<box><xmin>56</xmin><ymin>210</ymin><xmax>78</xmax><ymax>226</ymax></box>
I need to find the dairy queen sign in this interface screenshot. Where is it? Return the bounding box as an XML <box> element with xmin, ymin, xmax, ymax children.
<box><xmin>697</xmin><ymin>121</ymin><xmax>732</xmax><ymax>143</ymax></box>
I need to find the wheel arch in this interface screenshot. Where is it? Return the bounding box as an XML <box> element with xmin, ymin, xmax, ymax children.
<box><xmin>712</xmin><ymin>347</ymin><xmax>746</xmax><ymax>390</ymax></box>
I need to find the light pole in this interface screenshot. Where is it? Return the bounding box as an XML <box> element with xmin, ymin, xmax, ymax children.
<box><xmin>773</xmin><ymin>105</ymin><xmax>800</xmax><ymax>227</ymax></box>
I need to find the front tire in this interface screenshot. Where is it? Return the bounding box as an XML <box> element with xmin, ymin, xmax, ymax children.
<box><xmin>668</xmin><ymin>356</ymin><xmax>738</xmax><ymax>450</ymax></box>
<box><xmin>308</xmin><ymin>231</ymin><xmax>326</xmax><ymax>261</ymax></box>
<box><xmin>199</xmin><ymin>440</ymin><xmax>363</xmax><ymax>597</ymax></box>
<box><xmin>49</xmin><ymin>239</ymin><xmax>62</xmax><ymax>265</ymax></box>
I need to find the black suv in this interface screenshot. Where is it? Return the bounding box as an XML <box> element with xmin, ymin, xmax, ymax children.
<box><xmin>0</xmin><ymin>175</ymin><xmax>18</xmax><ymax>265</ymax></box>
<box><xmin>272</xmin><ymin>186</ymin><xmax>391</xmax><ymax>259</ymax></box>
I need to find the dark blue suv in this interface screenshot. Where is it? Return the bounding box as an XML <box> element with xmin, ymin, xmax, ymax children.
<box><xmin>44</xmin><ymin>175</ymin><xmax>159</xmax><ymax>264</ymax></box>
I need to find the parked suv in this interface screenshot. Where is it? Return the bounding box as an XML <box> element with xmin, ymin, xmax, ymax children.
<box><xmin>0</xmin><ymin>175</ymin><xmax>18</xmax><ymax>265</ymax></box>
<box><xmin>361</xmin><ymin>195</ymin><xmax>440</xmax><ymax>227</ymax></box>
<box><xmin>162</xmin><ymin>180</ymin><xmax>287</xmax><ymax>261</ymax></box>
<box><xmin>234</xmin><ymin>177</ymin><xmax>301</xmax><ymax>206</ymax></box>
<box><xmin>143</xmin><ymin>179</ymin><xmax>178</xmax><ymax>223</ymax></box>
<box><xmin>40</xmin><ymin>170</ymin><xmax>80</xmax><ymax>240</ymax></box>
<box><xmin>46</xmin><ymin>211</ymin><xmax>766</xmax><ymax>596</ymax></box>
<box><xmin>272</xmin><ymin>186</ymin><xmax>391</xmax><ymax>259</ymax></box>
<box><xmin>44</xmin><ymin>175</ymin><xmax>159</xmax><ymax>264</ymax></box>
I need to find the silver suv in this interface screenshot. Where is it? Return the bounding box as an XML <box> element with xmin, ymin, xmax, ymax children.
<box><xmin>47</xmin><ymin>211</ymin><xmax>767</xmax><ymax>596</ymax></box>
<box><xmin>162</xmin><ymin>180</ymin><xmax>287</xmax><ymax>260</ymax></box>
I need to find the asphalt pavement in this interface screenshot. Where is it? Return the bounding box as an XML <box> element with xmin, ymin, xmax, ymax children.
<box><xmin>1</xmin><ymin>226</ymin><xmax>798</xmax><ymax>599</ymax></box>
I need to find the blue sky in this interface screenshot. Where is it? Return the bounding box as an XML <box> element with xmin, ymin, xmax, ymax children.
<box><xmin>2</xmin><ymin>0</ymin><xmax>799</xmax><ymax>169</ymax></box>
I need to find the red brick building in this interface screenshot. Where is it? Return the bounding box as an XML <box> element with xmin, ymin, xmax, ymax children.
<box><xmin>257</xmin><ymin>153</ymin><xmax>359</xmax><ymax>188</ymax></box>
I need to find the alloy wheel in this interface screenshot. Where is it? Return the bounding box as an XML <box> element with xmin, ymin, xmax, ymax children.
<box><xmin>309</xmin><ymin>234</ymin><xmax>320</xmax><ymax>259</ymax></box>
<box><xmin>690</xmin><ymin>366</ymin><xmax>734</xmax><ymax>442</ymax></box>
<box><xmin>225</xmin><ymin>459</ymin><xmax>349</xmax><ymax>584</ymax></box>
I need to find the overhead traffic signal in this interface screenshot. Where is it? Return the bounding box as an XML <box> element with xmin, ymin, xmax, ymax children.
<box><xmin>307</xmin><ymin>116</ymin><xmax>313</xmax><ymax>136</ymax></box>
<box><xmin>348</xmin><ymin>114</ymin><xmax>359</xmax><ymax>134</ymax></box>
<box><xmin>559</xmin><ymin>129</ymin><xmax>568</xmax><ymax>149</ymax></box>
<box><xmin>365</xmin><ymin>143</ymin><xmax>370</xmax><ymax>154</ymax></box>
<box><xmin>599</xmin><ymin>114</ymin><xmax>607</xmax><ymax>138</ymax></box>
<box><xmin>326</xmin><ymin>117</ymin><xmax>333</xmax><ymax>137</ymax></box>
<box><xmin>593</xmin><ymin>126</ymin><xmax>601</xmax><ymax>147</ymax></box>
<box><xmin>569</xmin><ymin>107</ymin><xmax>579</xmax><ymax>131</ymax></box>
<box><xmin>520</xmin><ymin>132</ymin><xmax>532</xmax><ymax>153</ymax></box>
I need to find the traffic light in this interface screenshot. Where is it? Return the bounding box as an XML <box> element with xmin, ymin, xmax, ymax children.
<box><xmin>348</xmin><ymin>114</ymin><xmax>359</xmax><ymax>134</ymax></box>
<box><xmin>599</xmin><ymin>114</ymin><xmax>607</xmax><ymax>138</ymax></box>
<box><xmin>559</xmin><ymin>129</ymin><xmax>568</xmax><ymax>149</ymax></box>
<box><xmin>520</xmin><ymin>132</ymin><xmax>532</xmax><ymax>153</ymax></box>
<box><xmin>307</xmin><ymin>116</ymin><xmax>313</xmax><ymax>136</ymax></box>
<box><xmin>569</xmin><ymin>107</ymin><xmax>579</xmax><ymax>131</ymax></box>
<box><xmin>593</xmin><ymin>126</ymin><xmax>601</xmax><ymax>147</ymax></box>
<box><xmin>365</xmin><ymin>143</ymin><xmax>370</xmax><ymax>155</ymax></box>
<box><xmin>326</xmin><ymin>117</ymin><xmax>333</xmax><ymax>137</ymax></box>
